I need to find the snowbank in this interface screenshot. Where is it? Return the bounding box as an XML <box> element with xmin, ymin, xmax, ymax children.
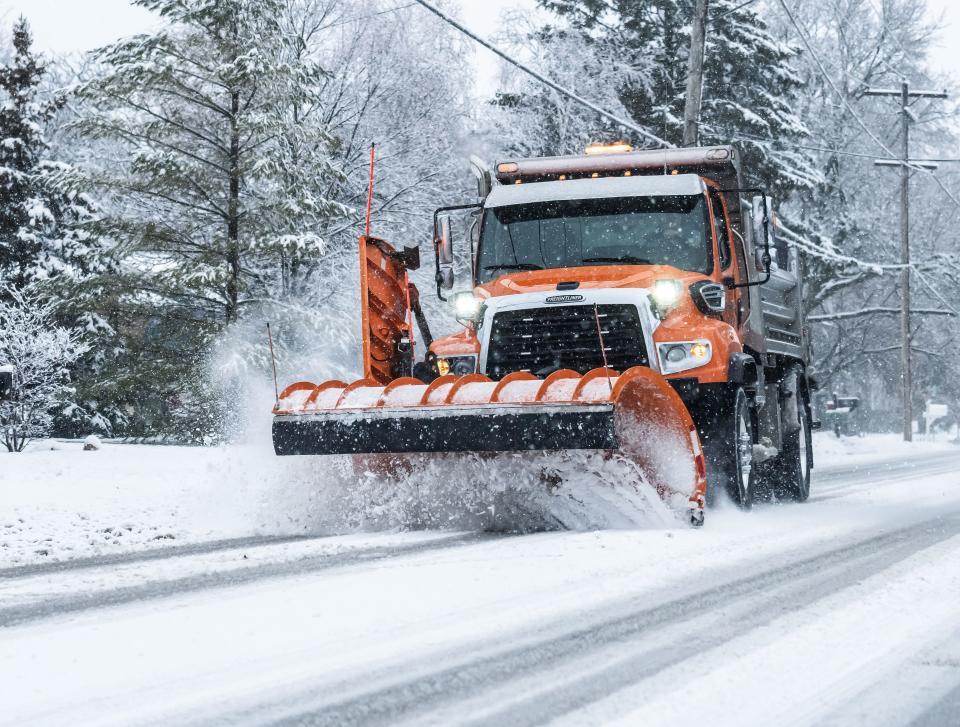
<box><xmin>2</xmin><ymin>431</ymin><xmax>957</xmax><ymax>567</ymax></box>
<box><xmin>0</xmin><ymin>439</ymin><xmax>331</xmax><ymax>567</ymax></box>
<box><xmin>813</xmin><ymin>431</ymin><xmax>957</xmax><ymax>470</ymax></box>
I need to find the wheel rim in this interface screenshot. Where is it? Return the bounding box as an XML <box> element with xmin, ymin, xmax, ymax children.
<box><xmin>798</xmin><ymin>403</ymin><xmax>810</xmax><ymax>490</ymax></box>
<box><xmin>737</xmin><ymin>404</ymin><xmax>753</xmax><ymax>500</ymax></box>
<box><xmin>799</xmin><ymin>405</ymin><xmax>809</xmax><ymax>483</ymax></box>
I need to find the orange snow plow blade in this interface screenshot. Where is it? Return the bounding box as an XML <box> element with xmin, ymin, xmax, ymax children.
<box><xmin>272</xmin><ymin>366</ymin><xmax>707</xmax><ymax>522</ymax></box>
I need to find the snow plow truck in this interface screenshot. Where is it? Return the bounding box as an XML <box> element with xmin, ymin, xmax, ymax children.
<box><xmin>272</xmin><ymin>144</ymin><xmax>813</xmax><ymax>526</ymax></box>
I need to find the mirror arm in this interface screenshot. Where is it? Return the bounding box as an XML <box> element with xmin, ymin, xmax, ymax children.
<box><xmin>431</xmin><ymin>202</ymin><xmax>484</xmax><ymax>301</ymax></box>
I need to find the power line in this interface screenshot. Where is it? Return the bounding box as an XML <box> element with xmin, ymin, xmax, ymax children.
<box><xmin>411</xmin><ymin>0</ymin><xmax>671</xmax><ymax>148</ymax></box>
<box><xmin>780</xmin><ymin>0</ymin><xmax>958</xmax><ymax>441</ymax></box>
<box><xmin>777</xmin><ymin>0</ymin><xmax>960</xmax><ymax>213</ymax></box>
<box><xmin>731</xmin><ymin>132</ymin><xmax>960</xmax><ymax>162</ymax></box>
<box><xmin>415</xmin><ymin>0</ymin><xmax>957</xmax><ymax>318</ymax></box>
<box><xmin>776</xmin><ymin>0</ymin><xmax>902</xmax><ymax>160</ymax></box>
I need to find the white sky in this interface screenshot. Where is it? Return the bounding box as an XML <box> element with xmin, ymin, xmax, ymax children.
<box><xmin>1</xmin><ymin>0</ymin><xmax>957</xmax><ymax>93</ymax></box>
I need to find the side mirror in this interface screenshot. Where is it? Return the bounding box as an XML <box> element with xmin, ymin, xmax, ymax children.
<box><xmin>438</xmin><ymin>266</ymin><xmax>454</xmax><ymax>290</ymax></box>
<box><xmin>436</xmin><ymin>214</ymin><xmax>455</xmax><ymax>291</ymax></box>
<box><xmin>437</xmin><ymin>214</ymin><xmax>453</xmax><ymax>266</ymax></box>
<box><xmin>751</xmin><ymin>195</ymin><xmax>775</xmax><ymax>276</ymax></box>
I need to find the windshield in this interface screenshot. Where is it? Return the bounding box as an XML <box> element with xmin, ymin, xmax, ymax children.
<box><xmin>477</xmin><ymin>195</ymin><xmax>711</xmax><ymax>283</ymax></box>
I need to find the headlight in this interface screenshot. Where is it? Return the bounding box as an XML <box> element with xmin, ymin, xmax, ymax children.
<box><xmin>450</xmin><ymin>291</ymin><xmax>482</xmax><ymax>322</ymax></box>
<box><xmin>657</xmin><ymin>340</ymin><xmax>712</xmax><ymax>374</ymax></box>
<box><xmin>435</xmin><ymin>355</ymin><xmax>477</xmax><ymax>377</ymax></box>
<box><xmin>652</xmin><ymin>279</ymin><xmax>682</xmax><ymax>310</ymax></box>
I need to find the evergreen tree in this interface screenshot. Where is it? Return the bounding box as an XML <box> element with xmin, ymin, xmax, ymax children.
<box><xmin>60</xmin><ymin>0</ymin><xmax>469</xmax><ymax>440</ymax></box>
<box><xmin>0</xmin><ymin>18</ymin><xmax>105</xmax><ymax>296</ymax></box>
<box><xmin>71</xmin><ymin>0</ymin><xmax>355</xmax><ymax>438</ymax></box>
<box><xmin>0</xmin><ymin>18</ymin><xmax>116</xmax><ymax>436</ymax></box>
<box><xmin>76</xmin><ymin>0</ymin><xmax>348</xmax><ymax>327</ymax></box>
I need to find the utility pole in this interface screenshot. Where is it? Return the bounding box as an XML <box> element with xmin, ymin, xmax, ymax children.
<box><xmin>682</xmin><ymin>0</ymin><xmax>709</xmax><ymax>146</ymax></box>
<box><xmin>866</xmin><ymin>82</ymin><xmax>947</xmax><ymax>441</ymax></box>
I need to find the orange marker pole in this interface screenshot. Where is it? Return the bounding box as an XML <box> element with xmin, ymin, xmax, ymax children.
<box><xmin>267</xmin><ymin>322</ymin><xmax>279</xmax><ymax>405</ymax></box>
<box><xmin>364</xmin><ymin>142</ymin><xmax>376</xmax><ymax>238</ymax></box>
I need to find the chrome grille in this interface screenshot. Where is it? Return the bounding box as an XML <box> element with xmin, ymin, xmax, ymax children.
<box><xmin>486</xmin><ymin>304</ymin><xmax>648</xmax><ymax>380</ymax></box>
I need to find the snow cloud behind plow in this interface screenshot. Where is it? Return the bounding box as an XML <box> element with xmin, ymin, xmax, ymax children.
<box><xmin>298</xmin><ymin>451</ymin><xmax>682</xmax><ymax>534</ymax></box>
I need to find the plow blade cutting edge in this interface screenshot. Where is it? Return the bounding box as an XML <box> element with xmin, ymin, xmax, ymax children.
<box><xmin>273</xmin><ymin>366</ymin><xmax>707</xmax><ymax>524</ymax></box>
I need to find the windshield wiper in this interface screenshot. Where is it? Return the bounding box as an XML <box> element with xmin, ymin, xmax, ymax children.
<box><xmin>483</xmin><ymin>263</ymin><xmax>544</xmax><ymax>272</ymax></box>
<box><xmin>581</xmin><ymin>256</ymin><xmax>653</xmax><ymax>265</ymax></box>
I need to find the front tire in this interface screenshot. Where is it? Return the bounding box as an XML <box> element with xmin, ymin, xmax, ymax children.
<box><xmin>698</xmin><ymin>387</ymin><xmax>755</xmax><ymax>510</ymax></box>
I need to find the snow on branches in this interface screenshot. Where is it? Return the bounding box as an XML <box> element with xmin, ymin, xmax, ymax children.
<box><xmin>0</xmin><ymin>287</ymin><xmax>88</xmax><ymax>452</ymax></box>
<box><xmin>0</xmin><ymin>18</ymin><xmax>106</xmax><ymax>297</ymax></box>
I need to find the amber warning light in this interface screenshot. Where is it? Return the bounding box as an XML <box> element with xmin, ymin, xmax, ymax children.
<box><xmin>584</xmin><ymin>141</ymin><xmax>634</xmax><ymax>155</ymax></box>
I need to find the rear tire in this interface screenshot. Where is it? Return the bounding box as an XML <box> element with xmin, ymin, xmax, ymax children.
<box><xmin>774</xmin><ymin>387</ymin><xmax>812</xmax><ymax>502</ymax></box>
<box><xmin>698</xmin><ymin>387</ymin><xmax>754</xmax><ymax>510</ymax></box>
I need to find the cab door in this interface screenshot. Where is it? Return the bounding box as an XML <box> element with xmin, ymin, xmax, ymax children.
<box><xmin>707</xmin><ymin>188</ymin><xmax>750</xmax><ymax>329</ymax></box>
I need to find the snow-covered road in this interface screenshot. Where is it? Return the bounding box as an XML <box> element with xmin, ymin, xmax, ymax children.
<box><xmin>3</xmin><ymin>443</ymin><xmax>960</xmax><ymax>726</ymax></box>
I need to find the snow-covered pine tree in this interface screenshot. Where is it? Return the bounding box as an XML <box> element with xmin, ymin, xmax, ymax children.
<box><xmin>0</xmin><ymin>19</ymin><xmax>117</xmax><ymax>436</ymax></box>
<box><xmin>72</xmin><ymin>0</ymin><xmax>356</xmax><ymax>438</ymax></box>
<box><xmin>77</xmin><ymin>0</ymin><xmax>348</xmax><ymax>329</ymax></box>
<box><xmin>489</xmin><ymin>11</ymin><xmax>651</xmax><ymax>158</ymax></box>
<box><xmin>0</xmin><ymin>18</ymin><xmax>106</xmax><ymax>299</ymax></box>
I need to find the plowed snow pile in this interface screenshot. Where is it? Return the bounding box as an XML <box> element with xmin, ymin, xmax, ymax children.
<box><xmin>0</xmin><ymin>438</ymin><xmax>672</xmax><ymax>567</ymax></box>
<box><xmin>312</xmin><ymin>451</ymin><xmax>681</xmax><ymax>532</ymax></box>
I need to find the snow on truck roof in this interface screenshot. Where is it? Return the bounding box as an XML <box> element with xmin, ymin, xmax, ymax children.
<box><xmin>484</xmin><ymin>173</ymin><xmax>705</xmax><ymax>209</ymax></box>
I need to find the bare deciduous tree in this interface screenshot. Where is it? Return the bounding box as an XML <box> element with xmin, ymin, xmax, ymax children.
<box><xmin>0</xmin><ymin>287</ymin><xmax>88</xmax><ymax>451</ymax></box>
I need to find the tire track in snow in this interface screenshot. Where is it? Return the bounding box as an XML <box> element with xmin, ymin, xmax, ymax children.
<box><xmin>0</xmin><ymin>532</ymin><xmax>498</xmax><ymax>628</ymax></box>
<box><xmin>0</xmin><ymin>534</ymin><xmax>317</xmax><ymax>580</ymax></box>
<box><xmin>910</xmin><ymin>680</ymin><xmax>960</xmax><ymax>727</ymax></box>
<box><xmin>812</xmin><ymin>450</ymin><xmax>960</xmax><ymax>489</ymax></box>
<box><xmin>464</xmin><ymin>516</ymin><xmax>960</xmax><ymax>727</ymax></box>
<box><xmin>810</xmin><ymin>460</ymin><xmax>960</xmax><ymax>503</ymax></box>
<box><xmin>250</xmin><ymin>513</ymin><xmax>960</xmax><ymax>727</ymax></box>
